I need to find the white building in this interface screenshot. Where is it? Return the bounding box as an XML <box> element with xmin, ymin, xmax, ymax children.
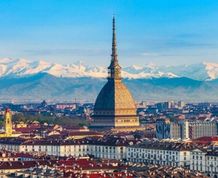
<box><xmin>1</xmin><ymin>137</ymin><xmax>217</xmax><ymax>177</ymax></box>
<box><xmin>0</xmin><ymin>139</ymin><xmax>22</xmax><ymax>152</ymax></box>
<box><xmin>126</xmin><ymin>141</ymin><xmax>192</xmax><ymax>167</ymax></box>
<box><xmin>190</xmin><ymin>149</ymin><xmax>207</xmax><ymax>172</ymax></box>
<box><xmin>190</xmin><ymin>148</ymin><xmax>218</xmax><ymax>178</ymax></box>
<box><xmin>5</xmin><ymin>139</ymin><xmax>128</xmax><ymax>160</ymax></box>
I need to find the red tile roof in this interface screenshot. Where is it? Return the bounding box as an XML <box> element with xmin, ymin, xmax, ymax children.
<box><xmin>193</xmin><ymin>136</ymin><xmax>218</xmax><ymax>144</ymax></box>
<box><xmin>0</xmin><ymin>160</ymin><xmax>57</xmax><ymax>170</ymax></box>
<box><xmin>64</xmin><ymin>172</ymin><xmax>134</xmax><ymax>178</ymax></box>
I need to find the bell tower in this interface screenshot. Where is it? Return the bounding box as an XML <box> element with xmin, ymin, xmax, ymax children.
<box><xmin>4</xmin><ymin>108</ymin><xmax>13</xmax><ymax>137</ymax></box>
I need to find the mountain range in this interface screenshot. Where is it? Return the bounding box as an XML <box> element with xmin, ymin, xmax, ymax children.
<box><xmin>1</xmin><ymin>58</ymin><xmax>218</xmax><ymax>80</ymax></box>
<box><xmin>1</xmin><ymin>58</ymin><xmax>218</xmax><ymax>102</ymax></box>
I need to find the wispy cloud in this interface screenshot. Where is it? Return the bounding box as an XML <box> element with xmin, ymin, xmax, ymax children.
<box><xmin>143</xmin><ymin>33</ymin><xmax>217</xmax><ymax>50</ymax></box>
<box><xmin>23</xmin><ymin>48</ymin><xmax>107</xmax><ymax>56</ymax></box>
<box><xmin>164</xmin><ymin>32</ymin><xmax>215</xmax><ymax>49</ymax></box>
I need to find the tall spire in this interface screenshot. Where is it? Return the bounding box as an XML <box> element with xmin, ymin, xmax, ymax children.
<box><xmin>108</xmin><ymin>16</ymin><xmax>121</xmax><ymax>80</ymax></box>
<box><xmin>112</xmin><ymin>16</ymin><xmax>118</xmax><ymax>62</ymax></box>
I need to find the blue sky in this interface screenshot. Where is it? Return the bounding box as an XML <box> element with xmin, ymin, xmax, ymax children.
<box><xmin>0</xmin><ymin>0</ymin><xmax>218</xmax><ymax>66</ymax></box>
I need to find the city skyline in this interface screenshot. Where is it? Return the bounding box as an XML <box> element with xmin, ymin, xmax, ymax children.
<box><xmin>1</xmin><ymin>0</ymin><xmax>218</xmax><ymax>66</ymax></box>
<box><xmin>0</xmin><ymin>1</ymin><xmax>217</xmax><ymax>177</ymax></box>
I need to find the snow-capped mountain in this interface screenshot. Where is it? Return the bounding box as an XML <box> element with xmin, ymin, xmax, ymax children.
<box><xmin>1</xmin><ymin>58</ymin><xmax>218</xmax><ymax>80</ymax></box>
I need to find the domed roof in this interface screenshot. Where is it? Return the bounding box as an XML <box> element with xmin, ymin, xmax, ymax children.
<box><xmin>91</xmin><ymin>17</ymin><xmax>140</xmax><ymax>130</ymax></box>
<box><xmin>94</xmin><ymin>80</ymin><xmax>136</xmax><ymax>111</ymax></box>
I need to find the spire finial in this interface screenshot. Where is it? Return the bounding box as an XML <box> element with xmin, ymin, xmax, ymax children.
<box><xmin>112</xmin><ymin>16</ymin><xmax>117</xmax><ymax>61</ymax></box>
<box><xmin>108</xmin><ymin>16</ymin><xmax>121</xmax><ymax>80</ymax></box>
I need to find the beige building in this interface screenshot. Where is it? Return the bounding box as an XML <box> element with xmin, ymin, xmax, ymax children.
<box><xmin>91</xmin><ymin>17</ymin><xmax>140</xmax><ymax>131</ymax></box>
<box><xmin>170</xmin><ymin>119</ymin><xmax>189</xmax><ymax>140</ymax></box>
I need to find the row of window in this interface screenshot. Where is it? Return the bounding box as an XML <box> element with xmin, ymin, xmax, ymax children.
<box><xmin>128</xmin><ymin>159</ymin><xmax>179</xmax><ymax>167</ymax></box>
<box><xmin>128</xmin><ymin>148</ymin><xmax>179</xmax><ymax>155</ymax></box>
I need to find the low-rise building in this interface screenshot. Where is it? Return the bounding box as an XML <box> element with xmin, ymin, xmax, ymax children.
<box><xmin>0</xmin><ymin>138</ymin><xmax>23</xmax><ymax>152</ymax></box>
<box><xmin>3</xmin><ymin>137</ymin><xmax>132</xmax><ymax>160</ymax></box>
<box><xmin>189</xmin><ymin>120</ymin><xmax>218</xmax><ymax>139</ymax></box>
<box><xmin>0</xmin><ymin>136</ymin><xmax>216</xmax><ymax>177</ymax></box>
<box><xmin>126</xmin><ymin>141</ymin><xmax>195</xmax><ymax>167</ymax></box>
<box><xmin>0</xmin><ymin>160</ymin><xmax>57</xmax><ymax>178</ymax></box>
<box><xmin>190</xmin><ymin>148</ymin><xmax>218</xmax><ymax>178</ymax></box>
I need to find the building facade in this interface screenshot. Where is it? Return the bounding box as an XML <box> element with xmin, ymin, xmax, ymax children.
<box><xmin>170</xmin><ymin>119</ymin><xmax>189</xmax><ymax>140</ymax></box>
<box><xmin>126</xmin><ymin>142</ymin><xmax>191</xmax><ymax>167</ymax></box>
<box><xmin>190</xmin><ymin>148</ymin><xmax>218</xmax><ymax>178</ymax></box>
<box><xmin>0</xmin><ymin>137</ymin><xmax>217</xmax><ymax>177</ymax></box>
<box><xmin>156</xmin><ymin>118</ymin><xmax>189</xmax><ymax>140</ymax></box>
<box><xmin>189</xmin><ymin>121</ymin><xmax>218</xmax><ymax>139</ymax></box>
<box><xmin>0</xmin><ymin>139</ymin><xmax>127</xmax><ymax>160</ymax></box>
<box><xmin>91</xmin><ymin>17</ymin><xmax>140</xmax><ymax>131</ymax></box>
<box><xmin>156</xmin><ymin>118</ymin><xmax>171</xmax><ymax>139</ymax></box>
<box><xmin>156</xmin><ymin>119</ymin><xmax>218</xmax><ymax>140</ymax></box>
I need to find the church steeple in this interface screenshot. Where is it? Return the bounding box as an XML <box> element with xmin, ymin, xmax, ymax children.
<box><xmin>4</xmin><ymin>108</ymin><xmax>12</xmax><ymax>137</ymax></box>
<box><xmin>108</xmin><ymin>16</ymin><xmax>121</xmax><ymax>80</ymax></box>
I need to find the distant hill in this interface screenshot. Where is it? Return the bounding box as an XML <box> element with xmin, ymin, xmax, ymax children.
<box><xmin>1</xmin><ymin>73</ymin><xmax>218</xmax><ymax>102</ymax></box>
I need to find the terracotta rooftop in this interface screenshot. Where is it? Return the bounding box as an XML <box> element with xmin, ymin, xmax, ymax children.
<box><xmin>0</xmin><ymin>160</ymin><xmax>57</xmax><ymax>170</ymax></box>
